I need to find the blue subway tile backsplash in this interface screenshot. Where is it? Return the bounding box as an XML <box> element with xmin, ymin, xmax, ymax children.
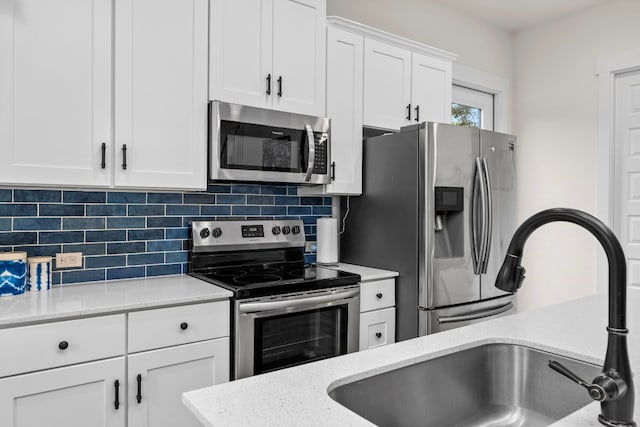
<box><xmin>0</xmin><ymin>185</ymin><xmax>330</xmax><ymax>286</ymax></box>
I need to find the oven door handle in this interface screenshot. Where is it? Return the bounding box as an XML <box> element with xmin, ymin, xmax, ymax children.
<box><xmin>304</xmin><ymin>124</ymin><xmax>315</xmax><ymax>182</ymax></box>
<box><xmin>238</xmin><ymin>288</ymin><xmax>359</xmax><ymax>314</ymax></box>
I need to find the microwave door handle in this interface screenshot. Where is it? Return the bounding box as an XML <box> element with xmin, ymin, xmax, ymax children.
<box><xmin>238</xmin><ymin>288</ymin><xmax>359</xmax><ymax>313</ymax></box>
<box><xmin>304</xmin><ymin>124</ymin><xmax>315</xmax><ymax>182</ymax></box>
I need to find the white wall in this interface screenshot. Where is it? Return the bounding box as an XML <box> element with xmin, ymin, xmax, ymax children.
<box><xmin>513</xmin><ymin>0</ymin><xmax>640</xmax><ymax>311</ymax></box>
<box><xmin>326</xmin><ymin>0</ymin><xmax>513</xmax><ymax>79</ymax></box>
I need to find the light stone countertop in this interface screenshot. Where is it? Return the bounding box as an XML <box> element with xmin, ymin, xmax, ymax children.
<box><xmin>183</xmin><ymin>288</ymin><xmax>640</xmax><ymax>427</ymax></box>
<box><xmin>318</xmin><ymin>263</ymin><xmax>399</xmax><ymax>282</ymax></box>
<box><xmin>0</xmin><ymin>274</ymin><xmax>232</xmax><ymax>327</ymax></box>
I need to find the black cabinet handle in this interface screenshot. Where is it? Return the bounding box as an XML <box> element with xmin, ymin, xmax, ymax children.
<box><xmin>180</xmin><ymin>322</ymin><xmax>189</xmax><ymax>330</ymax></box>
<box><xmin>101</xmin><ymin>143</ymin><xmax>106</xmax><ymax>169</ymax></box>
<box><xmin>375</xmin><ymin>332</ymin><xmax>382</xmax><ymax>339</ymax></box>
<box><xmin>136</xmin><ymin>374</ymin><xmax>142</xmax><ymax>404</ymax></box>
<box><xmin>277</xmin><ymin>76</ymin><xmax>282</xmax><ymax>97</ymax></box>
<box><xmin>415</xmin><ymin>105</ymin><xmax>420</xmax><ymax>122</ymax></box>
<box><xmin>114</xmin><ymin>380</ymin><xmax>120</xmax><ymax>410</ymax></box>
<box><xmin>376</xmin><ymin>293</ymin><xmax>383</xmax><ymax>299</ymax></box>
<box><xmin>406</xmin><ymin>104</ymin><xmax>411</xmax><ymax>121</ymax></box>
<box><xmin>122</xmin><ymin>144</ymin><xmax>127</xmax><ymax>170</ymax></box>
<box><xmin>330</xmin><ymin>162</ymin><xmax>336</xmax><ymax>181</ymax></box>
<box><xmin>58</xmin><ymin>340</ymin><xmax>69</xmax><ymax>350</ymax></box>
<box><xmin>266</xmin><ymin>74</ymin><xmax>271</xmax><ymax>95</ymax></box>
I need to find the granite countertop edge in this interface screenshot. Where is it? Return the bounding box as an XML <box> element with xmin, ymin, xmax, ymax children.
<box><xmin>0</xmin><ymin>274</ymin><xmax>232</xmax><ymax>327</ymax></box>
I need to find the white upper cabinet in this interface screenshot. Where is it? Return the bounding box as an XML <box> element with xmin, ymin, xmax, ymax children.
<box><xmin>210</xmin><ymin>0</ymin><xmax>326</xmax><ymax>116</ymax></box>
<box><xmin>363</xmin><ymin>39</ymin><xmax>412</xmax><ymax>131</ymax></box>
<box><xmin>0</xmin><ymin>0</ymin><xmax>112</xmax><ymax>187</ymax></box>
<box><xmin>0</xmin><ymin>0</ymin><xmax>207</xmax><ymax>190</ymax></box>
<box><xmin>114</xmin><ymin>0</ymin><xmax>208</xmax><ymax>190</ymax></box>
<box><xmin>411</xmin><ymin>52</ymin><xmax>452</xmax><ymax>125</ymax></box>
<box><xmin>299</xmin><ymin>23</ymin><xmax>364</xmax><ymax>196</ymax></box>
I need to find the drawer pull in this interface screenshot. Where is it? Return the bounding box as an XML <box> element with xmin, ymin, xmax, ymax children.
<box><xmin>136</xmin><ymin>374</ymin><xmax>142</xmax><ymax>404</ymax></box>
<box><xmin>375</xmin><ymin>332</ymin><xmax>382</xmax><ymax>339</ymax></box>
<box><xmin>114</xmin><ymin>380</ymin><xmax>120</xmax><ymax>410</ymax></box>
<box><xmin>58</xmin><ymin>340</ymin><xmax>69</xmax><ymax>350</ymax></box>
<box><xmin>376</xmin><ymin>293</ymin><xmax>383</xmax><ymax>299</ymax></box>
<box><xmin>180</xmin><ymin>322</ymin><xmax>189</xmax><ymax>331</ymax></box>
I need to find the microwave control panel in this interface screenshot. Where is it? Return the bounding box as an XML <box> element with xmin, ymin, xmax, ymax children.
<box><xmin>312</xmin><ymin>132</ymin><xmax>328</xmax><ymax>174</ymax></box>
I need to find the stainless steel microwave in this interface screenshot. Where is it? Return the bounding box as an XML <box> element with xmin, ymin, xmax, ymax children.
<box><xmin>209</xmin><ymin>101</ymin><xmax>331</xmax><ymax>184</ymax></box>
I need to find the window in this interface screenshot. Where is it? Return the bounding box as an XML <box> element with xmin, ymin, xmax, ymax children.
<box><xmin>451</xmin><ymin>85</ymin><xmax>494</xmax><ymax>131</ymax></box>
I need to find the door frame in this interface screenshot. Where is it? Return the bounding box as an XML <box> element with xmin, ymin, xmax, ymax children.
<box><xmin>596</xmin><ymin>49</ymin><xmax>640</xmax><ymax>293</ymax></box>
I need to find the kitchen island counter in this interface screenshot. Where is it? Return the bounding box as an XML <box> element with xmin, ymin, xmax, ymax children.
<box><xmin>183</xmin><ymin>288</ymin><xmax>640</xmax><ymax>426</ymax></box>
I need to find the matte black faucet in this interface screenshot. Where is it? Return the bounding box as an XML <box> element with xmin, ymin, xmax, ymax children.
<box><xmin>495</xmin><ymin>208</ymin><xmax>635</xmax><ymax>426</ymax></box>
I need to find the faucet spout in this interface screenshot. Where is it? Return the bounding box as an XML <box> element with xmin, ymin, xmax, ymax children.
<box><xmin>496</xmin><ymin>208</ymin><xmax>635</xmax><ymax>426</ymax></box>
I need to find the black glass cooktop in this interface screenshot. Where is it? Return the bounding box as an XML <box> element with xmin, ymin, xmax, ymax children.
<box><xmin>191</xmin><ymin>262</ymin><xmax>360</xmax><ymax>299</ymax></box>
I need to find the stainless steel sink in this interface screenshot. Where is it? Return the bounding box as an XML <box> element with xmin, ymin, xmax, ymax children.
<box><xmin>328</xmin><ymin>343</ymin><xmax>601</xmax><ymax>427</ymax></box>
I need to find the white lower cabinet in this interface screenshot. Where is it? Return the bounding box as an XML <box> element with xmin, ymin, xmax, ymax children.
<box><xmin>0</xmin><ymin>357</ymin><xmax>126</xmax><ymax>427</ymax></box>
<box><xmin>0</xmin><ymin>301</ymin><xmax>230</xmax><ymax>427</ymax></box>
<box><xmin>359</xmin><ymin>277</ymin><xmax>397</xmax><ymax>351</ymax></box>
<box><xmin>128</xmin><ymin>339</ymin><xmax>230</xmax><ymax>427</ymax></box>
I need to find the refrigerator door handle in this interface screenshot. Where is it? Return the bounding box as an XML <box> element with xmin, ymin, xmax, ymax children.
<box><xmin>475</xmin><ymin>157</ymin><xmax>489</xmax><ymax>274</ymax></box>
<box><xmin>480</xmin><ymin>157</ymin><xmax>493</xmax><ymax>273</ymax></box>
<box><xmin>437</xmin><ymin>302</ymin><xmax>513</xmax><ymax>324</ymax></box>
<box><xmin>471</xmin><ymin>158</ymin><xmax>482</xmax><ymax>273</ymax></box>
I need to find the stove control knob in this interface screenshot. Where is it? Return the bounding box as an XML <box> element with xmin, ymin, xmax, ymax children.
<box><xmin>272</xmin><ymin>226</ymin><xmax>281</xmax><ymax>235</ymax></box>
<box><xmin>292</xmin><ymin>225</ymin><xmax>301</xmax><ymax>235</ymax></box>
<box><xmin>212</xmin><ymin>227</ymin><xmax>222</xmax><ymax>238</ymax></box>
<box><xmin>199</xmin><ymin>228</ymin><xmax>210</xmax><ymax>239</ymax></box>
<box><xmin>282</xmin><ymin>226</ymin><xmax>291</xmax><ymax>235</ymax></box>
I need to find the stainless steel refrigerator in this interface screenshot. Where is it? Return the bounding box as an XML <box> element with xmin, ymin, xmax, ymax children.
<box><xmin>341</xmin><ymin>122</ymin><xmax>517</xmax><ymax>341</ymax></box>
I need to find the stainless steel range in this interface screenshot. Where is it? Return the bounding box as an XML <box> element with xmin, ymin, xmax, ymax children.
<box><xmin>190</xmin><ymin>219</ymin><xmax>360</xmax><ymax>380</ymax></box>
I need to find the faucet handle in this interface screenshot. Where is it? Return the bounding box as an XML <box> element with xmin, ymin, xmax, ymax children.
<box><xmin>548</xmin><ymin>360</ymin><xmax>607</xmax><ymax>401</ymax></box>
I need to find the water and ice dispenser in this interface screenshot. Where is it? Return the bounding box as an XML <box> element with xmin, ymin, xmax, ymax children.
<box><xmin>434</xmin><ymin>187</ymin><xmax>464</xmax><ymax>258</ymax></box>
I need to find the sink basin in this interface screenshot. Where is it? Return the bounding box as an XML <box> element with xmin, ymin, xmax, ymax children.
<box><xmin>328</xmin><ymin>343</ymin><xmax>601</xmax><ymax>427</ymax></box>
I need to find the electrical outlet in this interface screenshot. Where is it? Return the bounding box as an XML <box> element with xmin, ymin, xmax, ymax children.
<box><xmin>56</xmin><ymin>252</ymin><xmax>83</xmax><ymax>269</ymax></box>
<box><xmin>305</xmin><ymin>242</ymin><xmax>317</xmax><ymax>252</ymax></box>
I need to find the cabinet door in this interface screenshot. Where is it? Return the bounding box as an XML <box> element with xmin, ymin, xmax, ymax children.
<box><xmin>114</xmin><ymin>0</ymin><xmax>208</xmax><ymax>190</ymax></box>
<box><xmin>411</xmin><ymin>52</ymin><xmax>452</xmax><ymax>124</ymax></box>
<box><xmin>127</xmin><ymin>338</ymin><xmax>230</xmax><ymax>427</ymax></box>
<box><xmin>0</xmin><ymin>0</ymin><xmax>112</xmax><ymax>187</ymax></box>
<box><xmin>209</xmin><ymin>0</ymin><xmax>273</xmax><ymax>109</ymax></box>
<box><xmin>0</xmin><ymin>357</ymin><xmax>125</xmax><ymax>427</ymax></box>
<box><xmin>363</xmin><ymin>39</ymin><xmax>411</xmax><ymax>131</ymax></box>
<box><xmin>272</xmin><ymin>0</ymin><xmax>326</xmax><ymax>116</ymax></box>
<box><xmin>359</xmin><ymin>307</ymin><xmax>395</xmax><ymax>351</ymax></box>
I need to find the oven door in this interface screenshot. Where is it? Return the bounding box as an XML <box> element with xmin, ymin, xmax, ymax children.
<box><xmin>210</xmin><ymin>101</ymin><xmax>330</xmax><ymax>184</ymax></box>
<box><xmin>234</xmin><ymin>286</ymin><xmax>359</xmax><ymax>379</ymax></box>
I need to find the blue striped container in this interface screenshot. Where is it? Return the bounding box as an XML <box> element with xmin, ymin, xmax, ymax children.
<box><xmin>0</xmin><ymin>252</ymin><xmax>28</xmax><ymax>296</ymax></box>
<box><xmin>28</xmin><ymin>256</ymin><xmax>53</xmax><ymax>292</ymax></box>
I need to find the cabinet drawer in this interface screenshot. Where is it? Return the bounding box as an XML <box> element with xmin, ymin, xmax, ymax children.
<box><xmin>128</xmin><ymin>301</ymin><xmax>229</xmax><ymax>353</ymax></box>
<box><xmin>359</xmin><ymin>308</ymin><xmax>395</xmax><ymax>351</ymax></box>
<box><xmin>360</xmin><ymin>278</ymin><xmax>395</xmax><ymax>312</ymax></box>
<box><xmin>0</xmin><ymin>314</ymin><xmax>125</xmax><ymax>378</ymax></box>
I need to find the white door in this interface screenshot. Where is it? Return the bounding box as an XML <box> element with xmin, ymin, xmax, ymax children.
<box><xmin>0</xmin><ymin>357</ymin><xmax>125</xmax><ymax>427</ymax></box>
<box><xmin>615</xmin><ymin>70</ymin><xmax>640</xmax><ymax>287</ymax></box>
<box><xmin>114</xmin><ymin>0</ymin><xmax>208</xmax><ymax>190</ymax></box>
<box><xmin>272</xmin><ymin>0</ymin><xmax>326</xmax><ymax>116</ymax></box>
<box><xmin>363</xmin><ymin>39</ymin><xmax>411</xmax><ymax>131</ymax></box>
<box><xmin>127</xmin><ymin>338</ymin><xmax>230</xmax><ymax>427</ymax></box>
<box><xmin>209</xmin><ymin>0</ymin><xmax>273</xmax><ymax>109</ymax></box>
<box><xmin>411</xmin><ymin>53</ymin><xmax>452</xmax><ymax>125</ymax></box>
<box><xmin>0</xmin><ymin>0</ymin><xmax>112</xmax><ymax>187</ymax></box>
<box><xmin>452</xmin><ymin>85</ymin><xmax>494</xmax><ymax>131</ymax></box>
